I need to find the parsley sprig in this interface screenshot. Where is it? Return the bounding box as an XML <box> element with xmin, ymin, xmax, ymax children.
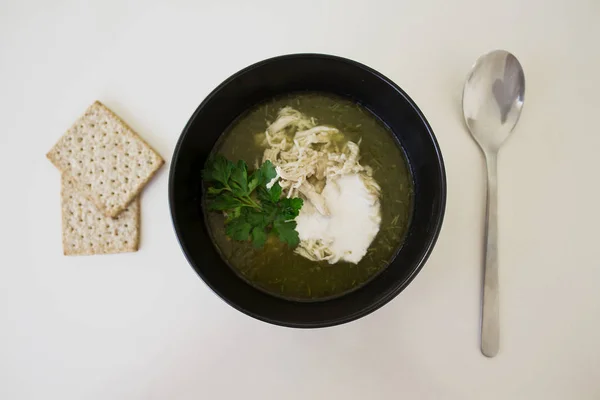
<box><xmin>203</xmin><ymin>155</ymin><xmax>303</xmax><ymax>248</ymax></box>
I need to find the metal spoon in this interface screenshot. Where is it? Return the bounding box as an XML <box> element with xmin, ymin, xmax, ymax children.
<box><xmin>462</xmin><ymin>50</ymin><xmax>525</xmax><ymax>357</ymax></box>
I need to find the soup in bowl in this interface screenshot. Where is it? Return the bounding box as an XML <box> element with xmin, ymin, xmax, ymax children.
<box><xmin>169</xmin><ymin>54</ymin><xmax>445</xmax><ymax>327</ymax></box>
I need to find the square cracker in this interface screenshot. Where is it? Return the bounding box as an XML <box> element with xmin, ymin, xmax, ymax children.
<box><xmin>61</xmin><ymin>177</ymin><xmax>140</xmax><ymax>255</ymax></box>
<box><xmin>47</xmin><ymin>101</ymin><xmax>164</xmax><ymax>217</ymax></box>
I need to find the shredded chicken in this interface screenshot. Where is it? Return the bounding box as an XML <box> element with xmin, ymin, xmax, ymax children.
<box><xmin>294</xmin><ymin>239</ymin><xmax>335</xmax><ymax>262</ymax></box>
<box><xmin>298</xmin><ymin>181</ymin><xmax>329</xmax><ymax>216</ymax></box>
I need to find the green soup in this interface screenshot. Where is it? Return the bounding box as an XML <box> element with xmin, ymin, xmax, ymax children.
<box><xmin>205</xmin><ymin>92</ymin><xmax>413</xmax><ymax>301</ymax></box>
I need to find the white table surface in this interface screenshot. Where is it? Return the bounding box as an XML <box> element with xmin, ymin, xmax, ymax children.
<box><xmin>2</xmin><ymin>0</ymin><xmax>599</xmax><ymax>399</ymax></box>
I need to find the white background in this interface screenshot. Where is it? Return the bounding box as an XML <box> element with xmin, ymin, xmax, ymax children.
<box><xmin>1</xmin><ymin>0</ymin><xmax>599</xmax><ymax>399</ymax></box>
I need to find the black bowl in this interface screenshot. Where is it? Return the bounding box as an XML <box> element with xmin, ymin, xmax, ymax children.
<box><xmin>169</xmin><ymin>54</ymin><xmax>446</xmax><ymax>328</ymax></box>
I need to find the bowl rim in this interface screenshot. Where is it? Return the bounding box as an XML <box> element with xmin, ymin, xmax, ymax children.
<box><xmin>169</xmin><ymin>53</ymin><xmax>447</xmax><ymax>327</ymax></box>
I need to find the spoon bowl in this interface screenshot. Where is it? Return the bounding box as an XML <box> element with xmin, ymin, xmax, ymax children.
<box><xmin>462</xmin><ymin>50</ymin><xmax>525</xmax><ymax>357</ymax></box>
<box><xmin>463</xmin><ymin>50</ymin><xmax>525</xmax><ymax>152</ymax></box>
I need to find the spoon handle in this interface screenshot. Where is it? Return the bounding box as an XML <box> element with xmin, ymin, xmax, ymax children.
<box><xmin>481</xmin><ymin>152</ymin><xmax>499</xmax><ymax>357</ymax></box>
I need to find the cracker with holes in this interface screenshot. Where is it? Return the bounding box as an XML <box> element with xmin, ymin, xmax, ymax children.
<box><xmin>61</xmin><ymin>177</ymin><xmax>140</xmax><ymax>255</ymax></box>
<box><xmin>47</xmin><ymin>101</ymin><xmax>164</xmax><ymax>218</ymax></box>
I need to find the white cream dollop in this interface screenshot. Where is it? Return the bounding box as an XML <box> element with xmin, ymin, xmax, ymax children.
<box><xmin>295</xmin><ymin>173</ymin><xmax>381</xmax><ymax>264</ymax></box>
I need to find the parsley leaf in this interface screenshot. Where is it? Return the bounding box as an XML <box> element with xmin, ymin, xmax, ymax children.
<box><xmin>268</xmin><ymin>181</ymin><xmax>283</xmax><ymax>203</ymax></box>
<box><xmin>273</xmin><ymin>219</ymin><xmax>300</xmax><ymax>247</ymax></box>
<box><xmin>259</xmin><ymin>160</ymin><xmax>277</xmax><ymax>184</ymax></box>
<box><xmin>203</xmin><ymin>154</ymin><xmax>234</xmax><ymax>187</ymax></box>
<box><xmin>230</xmin><ymin>160</ymin><xmax>249</xmax><ymax>196</ymax></box>
<box><xmin>225</xmin><ymin>217</ymin><xmax>252</xmax><ymax>241</ymax></box>
<box><xmin>203</xmin><ymin>156</ymin><xmax>303</xmax><ymax>248</ymax></box>
<box><xmin>208</xmin><ymin>193</ymin><xmax>242</xmax><ymax>211</ymax></box>
<box><xmin>251</xmin><ymin>227</ymin><xmax>268</xmax><ymax>248</ymax></box>
<box><xmin>244</xmin><ymin>209</ymin><xmax>267</xmax><ymax>228</ymax></box>
<box><xmin>279</xmin><ymin>197</ymin><xmax>303</xmax><ymax>220</ymax></box>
